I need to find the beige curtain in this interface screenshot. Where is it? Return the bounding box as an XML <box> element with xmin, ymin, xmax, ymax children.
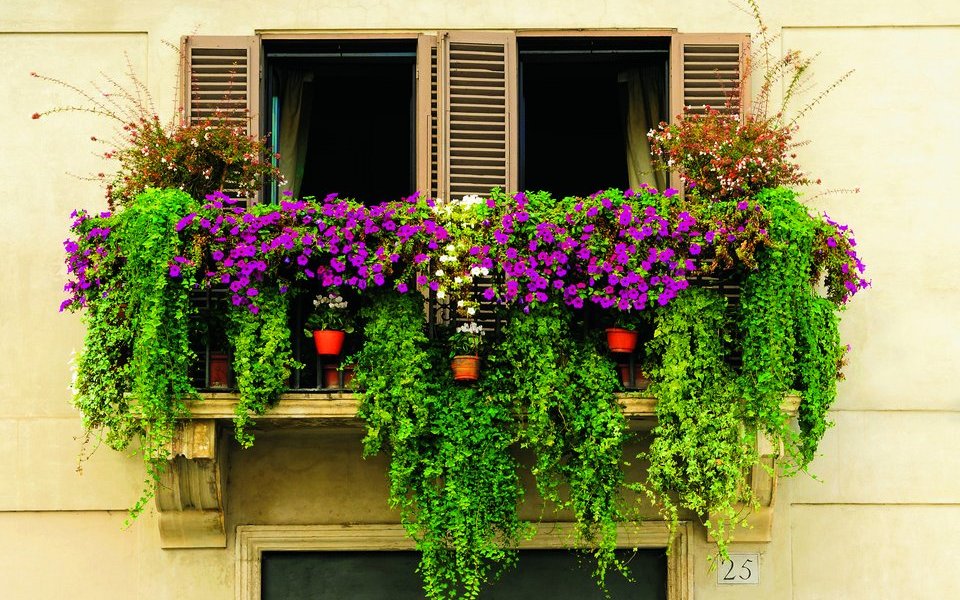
<box><xmin>621</xmin><ymin>65</ymin><xmax>666</xmax><ymax>192</ymax></box>
<box><xmin>278</xmin><ymin>70</ymin><xmax>315</xmax><ymax>199</ymax></box>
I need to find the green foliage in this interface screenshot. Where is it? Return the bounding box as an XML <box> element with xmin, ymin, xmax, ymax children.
<box><xmin>72</xmin><ymin>188</ymin><xmax>202</xmax><ymax>519</ymax></box>
<box><xmin>491</xmin><ymin>302</ymin><xmax>627</xmax><ymax>587</ymax></box>
<box><xmin>740</xmin><ymin>187</ymin><xmax>844</xmax><ymax>468</ymax></box>
<box><xmin>641</xmin><ymin>287</ymin><xmax>756</xmax><ymax>557</ymax></box>
<box><xmin>353</xmin><ymin>292</ymin><xmax>525</xmax><ymax>599</ymax></box>
<box><xmin>226</xmin><ymin>286</ymin><xmax>298</xmax><ymax>447</ymax></box>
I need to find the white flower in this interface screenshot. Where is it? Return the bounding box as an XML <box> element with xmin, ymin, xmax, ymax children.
<box><xmin>466</xmin><ymin>307</ymin><xmax>476</xmax><ymax>316</ymax></box>
<box><xmin>435</xmin><ymin>269</ymin><xmax>444</xmax><ymax>277</ymax></box>
<box><xmin>436</xmin><ymin>290</ymin><xmax>446</xmax><ymax>299</ymax></box>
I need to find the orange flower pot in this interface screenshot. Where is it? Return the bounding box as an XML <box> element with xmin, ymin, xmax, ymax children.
<box><xmin>605</xmin><ymin>328</ymin><xmax>638</xmax><ymax>354</ymax></box>
<box><xmin>209</xmin><ymin>352</ymin><xmax>230</xmax><ymax>389</ymax></box>
<box><xmin>451</xmin><ymin>355</ymin><xmax>480</xmax><ymax>382</ymax></box>
<box><xmin>313</xmin><ymin>330</ymin><xmax>345</xmax><ymax>356</ymax></box>
<box><xmin>322</xmin><ymin>365</ymin><xmax>340</xmax><ymax>389</ymax></box>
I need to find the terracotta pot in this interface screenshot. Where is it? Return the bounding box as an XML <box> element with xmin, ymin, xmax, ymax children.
<box><xmin>209</xmin><ymin>352</ymin><xmax>230</xmax><ymax>389</ymax></box>
<box><xmin>605</xmin><ymin>328</ymin><xmax>638</xmax><ymax>354</ymax></box>
<box><xmin>322</xmin><ymin>365</ymin><xmax>340</xmax><ymax>389</ymax></box>
<box><xmin>451</xmin><ymin>355</ymin><xmax>480</xmax><ymax>382</ymax></box>
<box><xmin>312</xmin><ymin>330</ymin><xmax>345</xmax><ymax>356</ymax></box>
<box><xmin>618</xmin><ymin>363</ymin><xmax>651</xmax><ymax>390</ymax></box>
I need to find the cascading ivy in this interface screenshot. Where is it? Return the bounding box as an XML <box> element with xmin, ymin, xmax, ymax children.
<box><xmin>226</xmin><ymin>286</ymin><xmax>298</xmax><ymax>447</ymax></box>
<box><xmin>492</xmin><ymin>302</ymin><xmax>626</xmax><ymax>586</ymax></box>
<box><xmin>70</xmin><ymin>188</ymin><xmax>203</xmax><ymax>518</ymax></box>
<box><xmin>353</xmin><ymin>292</ymin><xmax>525</xmax><ymax>600</ymax></box>
<box><xmin>740</xmin><ymin>187</ymin><xmax>847</xmax><ymax>468</ymax></box>
<box><xmin>641</xmin><ymin>287</ymin><xmax>756</xmax><ymax>553</ymax></box>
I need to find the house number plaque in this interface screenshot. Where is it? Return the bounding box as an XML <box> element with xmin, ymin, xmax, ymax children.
<box><xmin>717</xmin><ymin>553</ymin><xmax>760</xmax><ymax>585</ymax></box>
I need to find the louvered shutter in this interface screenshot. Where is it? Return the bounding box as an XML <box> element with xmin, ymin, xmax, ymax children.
<box><xmin>670</xmin><ymin>33</ymin><xmax>750</xmax><ymax>118</ymax></box>
<box><xmin>182</xmin><ymin>36</ymin><xmax>261</xmax><ymax>204</ymax></box>
<box><xmin>416</xmin><ymin>34</ymin><xmax>439</xmax><ymax>199</ymax></box>
<box><xmin>667</xmin><ymin>33</ymin><xmax>749</xmax><ymax>192</ymax></box>
<box><xmin>440</xmin><ymin>31</ymin><xmax>518</xmax><ymax>201</ymax></box>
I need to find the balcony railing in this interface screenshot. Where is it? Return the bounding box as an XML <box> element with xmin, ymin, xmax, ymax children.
<box><xmin>189</xmin><ymin>271</ymin><xmax>743</xmax><ymax>394</ymax></box>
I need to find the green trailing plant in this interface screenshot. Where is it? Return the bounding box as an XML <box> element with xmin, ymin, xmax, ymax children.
<box><xmin>641</xmin><ymin>287</ymin><xmax>757</xmax><ymax>557</ymax></box>
<box><xmin>226</xmin><ymin>286</ymin><xmax>298</xmax><ymax>447</ymax></box>
<box><xmin>740</xmin><ymin>187</ymin><xmax>851</xmax><ymax>469</ymax></box>
<box><xmin>492</xmin><ymin>302</ymin><xmax>627</xmax><ymax>587</ymax></box>
<box><xmin>353</xmin><ymin>292</ymin><xmax>525</xmax><ymax>600</ymax></box>
<box><xmin>67</xmin><ymin>188</ymin><xmax>204</xmax><ymax>519</ymax></box>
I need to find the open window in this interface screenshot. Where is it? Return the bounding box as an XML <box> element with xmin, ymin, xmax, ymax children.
<box><xmin>518</xmin><ymin>36</ymin><xmax>670</xmax><ymax>197</ymax></box>
<box><xmin>263</xmin><ymin>39</ymin><xmax>418</xmax><ymax>204</ymax></box>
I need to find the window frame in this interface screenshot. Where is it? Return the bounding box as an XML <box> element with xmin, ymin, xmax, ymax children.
<box><xmin>236</xmin><ymin>522</ymin><xmax>693</xmax><ymax>600</ymax></box>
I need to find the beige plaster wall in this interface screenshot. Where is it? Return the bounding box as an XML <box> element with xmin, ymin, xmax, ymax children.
<box><xmin>1</xmin><ymin>2</ymin><xmax>958</xmax><ymax>599</ymax></box>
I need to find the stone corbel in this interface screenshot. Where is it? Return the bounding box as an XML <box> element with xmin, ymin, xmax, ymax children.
<box><xmin>156</xmin><ymin>419</ymin><xmax>227</xmax><ymax>548</ymax></box>
<box><xmin>708</xmin><ymin>431</ymin><xmax>783</xmax><ymax>543</ymax></box>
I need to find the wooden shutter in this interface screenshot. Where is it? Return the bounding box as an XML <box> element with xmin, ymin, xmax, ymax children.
<box><xmin>182</xmin><ymin>36</ymin><xmax>260</xmax><ymax>128</ymax></box>
<box><xmin>416</xmin><ymin>34</ymin><xmax>440</xmax><ymax>199</ymax></box>
<box><xmin>439</xmin><ymin>31</ymin><xmax>518</xmax><ymax>201</ymax></box>
<box><xmin>670</xmin><ymin>33</ymin><xmax>750</xmax><ymax>118</ymax></box>
<box><xmin>181</xmin><ymin>36</ymin><xmax>261</xmax><ymax>203</ymax></box>
<box><xmin>668</xmin><ymin>33</ymin><xmax>749</xmax><ymax>192</ymax></box>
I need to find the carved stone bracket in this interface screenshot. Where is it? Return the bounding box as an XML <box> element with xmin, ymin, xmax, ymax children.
<box><xmin>156</xmin><ymin>419</ymin><xmax>226</xmax><ymax>548</ymax></box>
<box><xmin>708</xmin><ymin>430</ymin><xmax>784</xmax><ymax>544</ymax></box>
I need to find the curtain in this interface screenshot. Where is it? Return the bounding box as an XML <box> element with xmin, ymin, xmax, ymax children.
<box><xmin>278</xmin><ymin>70</ymin><xmax>315</xmax><ymax>199</ymax></box>
<box><xmin>621</xmin><ymin>65</ymin><xmax>666</xmax><ymax>192</ymax></box>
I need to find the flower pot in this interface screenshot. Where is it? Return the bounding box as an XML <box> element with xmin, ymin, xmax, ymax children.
<box><xmin>451</xmin><ymin>355</ymin><xmax>480</xmax><ymax>382</ymax></box>
<box><xmin>605</xmin><ymin>328</ymin><xmax>638</xmax><ymax>353</ymax></box>
<box><xmin>618</xmin><ymin>363</ymin><xmax>651</xmax><ymax>390</ymax></box>
<box><xmin>313</xmin><ymin>329</ymin><xmax>345</xmax><ymax>356</ymax></box>
<box><xmin>322</xmin><ymin>365</ymin><xmax>341</xmax><ymax>389</ymax></box>
<box><xmin>209</xmin><ymin>352</ymin><xmax>230</xmax><ymax>389</ymax></box>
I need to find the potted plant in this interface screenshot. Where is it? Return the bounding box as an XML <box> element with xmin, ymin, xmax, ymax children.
<box><xmin>449</xmin><ymin>321</ymin><xmax>484</xmax><ymax>382</ymax></box>
<box><xmin>304</xmin><ymin>292</ymin><xmax>354</xmax><ymax>356</ymax></box>
<box><xmin>605</xmin><ymin>313</ymin><xmax>639</xmax><ymax>354</ymax></box>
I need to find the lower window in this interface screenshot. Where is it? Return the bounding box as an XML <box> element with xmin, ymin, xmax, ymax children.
<box><xmin>262</xmin><ymin>549</ymin><xmax>667</xmax><ymax>599</ymax></box>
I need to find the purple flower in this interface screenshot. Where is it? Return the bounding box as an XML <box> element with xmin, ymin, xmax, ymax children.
<box><xmin>397</xmin><ymin>282</ymin><xmax>409</xmax><ymax>293</ymax></box>
<box><xmin>827</xmin><ymin>236</ymin><xmax>837</xmax><ymax>248</ymax></box>
<box><xmin>175</xmin><ymin>213</ymin><xmax>197</xmax><ymax>232</ymax></box>
<box><xmin>169</xmin><ymin>264</ymin><xmax>181</xmax><ymax>278</ymax></box>
<box><xmin>689</xmin><ymin>243</ymin><xmax>701</xmax><ymax>256</ymax></box>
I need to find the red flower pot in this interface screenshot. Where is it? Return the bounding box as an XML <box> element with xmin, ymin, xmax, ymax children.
<box><xmin>617</xmin><ymin>363</ymin><xmax>651</xmax><ymax>390</ymax></box>
<box><xmin>209</xmin><ymin>352</ymin><xmax>230</xmax><ymax>389</ymax></box>
<box><xmin>322</xmin><ymin>365</ymin><xmax>340</xmax><ymax>389</ymax></box>
<box><xmin>605</xmin><ymin>328</ymin><xmax>638</xmax><ymax>354</ymax></box>
<box><xmin>313</xmin><ymin>330</ymin><xmax>345</xmax><ymax>356</ymax></box>
<box><xmin>451</xmin><ymin>355</ymin><xmax>480</xmax><ymax>382</ymax></box>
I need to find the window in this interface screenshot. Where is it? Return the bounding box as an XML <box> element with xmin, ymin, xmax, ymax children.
<box><xmin>182</xmin><ymin>30</ymin><xmax>747</xmax><ymax>204</ymax></box>
<box><xmin>263</xmin><ymin>39</ymin><xmax>417</xmax><ymax>203</ymax></box>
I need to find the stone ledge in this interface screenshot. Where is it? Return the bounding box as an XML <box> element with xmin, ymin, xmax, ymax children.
<box><xmin>186</xmin><ymin>392</ymin><xmax>800</xmax><ymax>421</ymax></box>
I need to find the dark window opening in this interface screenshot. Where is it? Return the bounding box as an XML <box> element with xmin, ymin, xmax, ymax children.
<box><xmin>518</xmin><ymin>37</ymin><xmax>670</xmax><ymax>198</ymax></box>
<box><xmin>262</xmin><ymin>549</ymin><xmax>668</xmax><ymax>599</ymax></box>
<box><xmin>264</xmin><ymin>40</ymin><xmax>417</xmax><ymax>204</ymax></box>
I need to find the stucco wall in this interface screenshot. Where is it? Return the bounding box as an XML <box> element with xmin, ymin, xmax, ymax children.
<box><xmin>2</xmin><ymin>2</ymin><xmax>959</xmax><ymax>598</ymax></box>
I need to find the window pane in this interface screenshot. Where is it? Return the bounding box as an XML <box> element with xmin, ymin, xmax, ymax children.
<box><xmin>262</xmin><ymin>549</ymin><xmax>667</xmax><ymax>599</ymax></box>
